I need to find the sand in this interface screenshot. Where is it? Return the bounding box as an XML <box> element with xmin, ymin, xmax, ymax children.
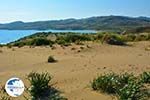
<box><xmin>0</xmin><ymin>41</ymin><xmax>150</xmax><ymax>100</ymax></box>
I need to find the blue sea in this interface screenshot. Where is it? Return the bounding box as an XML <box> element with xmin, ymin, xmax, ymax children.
<box><xmin>0</xmin><ymin>30</ymin><xmax>96</xmax><ymax>44</ymax></box>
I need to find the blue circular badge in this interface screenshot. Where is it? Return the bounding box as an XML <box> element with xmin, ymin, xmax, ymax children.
<box><xmin>5</xmin><ymin>77</ymin><xmax>25</xmax><ymax>97</ymax></box>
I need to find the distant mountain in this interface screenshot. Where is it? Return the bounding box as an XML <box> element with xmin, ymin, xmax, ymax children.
<box><xmin>0</xmin><ymin>16</ymin><xmax>150</xmax><ymax>31</ymax></box>
<box><xmin>137</xmin><ymin>16</ymin><xmax>150</xmax><ymax>21</ymax></box>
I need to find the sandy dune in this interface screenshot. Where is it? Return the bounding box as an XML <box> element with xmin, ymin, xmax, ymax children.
<box><xmin>0</xmin><ymin>41</ymin><xmax>150</xmax><ymax>100</ymax></box>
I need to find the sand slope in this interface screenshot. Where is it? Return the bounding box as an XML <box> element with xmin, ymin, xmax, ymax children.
<box><xmin>0</xmin><ymin>41</ymin><xmax>150</xmax><ymax>100</ymax></box>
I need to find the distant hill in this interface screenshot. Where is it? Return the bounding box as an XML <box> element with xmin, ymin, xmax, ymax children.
<box><xmin>0</xmin><ymin>16</ymin><xmax>150</xmax><ymax>31</ymax></box>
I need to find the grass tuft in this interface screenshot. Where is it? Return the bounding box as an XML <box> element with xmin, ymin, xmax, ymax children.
<box><xmin>48</xmin><ymin>56</ymin><xmax>57</xmax><ymax>63</ymax></box>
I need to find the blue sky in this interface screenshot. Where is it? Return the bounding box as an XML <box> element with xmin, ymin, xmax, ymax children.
<box><xmin>0</xmin><ymin>0</ymin><xmax>150</xmax><ymax>23</ymax></box>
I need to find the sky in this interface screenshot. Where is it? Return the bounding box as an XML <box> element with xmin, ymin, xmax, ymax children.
<box><xmin>0</xmin><ymin>0</ymin><xmax>150</xmax><ymax>23</ymax></box>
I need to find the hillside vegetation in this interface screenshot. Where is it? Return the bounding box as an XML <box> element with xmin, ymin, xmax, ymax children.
<box><xmin>0</xmin><ymin>16</ymin><xmax>150</xmax><ymax>31</ymax></box>
<box><xmin>6</xmin><ymin>32</ymin><xmax>150</xmax><ymax>47</ymax></box>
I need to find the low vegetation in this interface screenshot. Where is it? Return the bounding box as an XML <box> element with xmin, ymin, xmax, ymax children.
<box><xmin>140</xmin><ymin>72</ymin><xmax>150</xmax><ymax>84</ymax></box>
<box><xmin>117</xmin><ymin>80</ymin><xmax>144</xmax><ymax>100</ymax></box>
<box><xmin>26</xmin><ymin>72</ymin><xmax>67</xmax><ymax>100</ymax></box>
<box><xmin>27</xmin><ymin>72</ymin><xmax>52</xmax><ymax>99</ymax></box>
<box><xmin>92</xmin><ymin>73</ymin><xmax>119</xmax><ymax>94</ymax></box>
<box><xmin>6</xmin><ymin>32</ymin><xmax>150</xmax><ymax>48</ymax></box>
<box><xmin>98</xmin><ymin>33</ymin><xmax>126</xmax><ymax>45</ymax></box>
<box><xmin>48</xmin><ymin>56</ymin><xmax>57</xmax><ymax>63</ymax></box>
<box><xmin>0</xmin><ymin>72</ymin><xmax>67</xmax><ymax>100</ymax></box>
<box><xmin>0</xmin><ymin>71</ymin><xmax>150</xmax><ymax>100</ymax></box>
<box><xmin>0</xmin><ymin>44</ymin><xmax>3</xmax><ymax>47</ymax></box>
<box><xmin>91</xmin><ymin>72</ymin><xmax>150</xmax><ymax>100</ymax></box>
<box><xmin>3</xmin><ymin>31</ymin><xmax>149</xmax><ymax>49</ymax></box>
<box><xmin>12</xmin><ymin>38</ymin><xmax>54</xmax><ymax>47</ymax></box>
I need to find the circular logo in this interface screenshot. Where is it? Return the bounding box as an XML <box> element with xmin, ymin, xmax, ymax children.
<box><xmin>5</xmin><ymin>77</ymin><xmax>25</xmax><ymax>97</ymax></box>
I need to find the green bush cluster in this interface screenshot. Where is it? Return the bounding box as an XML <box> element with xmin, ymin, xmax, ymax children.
<box><xmin>123</xmin><ymin>34</ymin><xmax>150</xmax><ymax>42</ymax></box>
<box><xmin>6</xmin><ymin>32</ymin><xmax>150</xmax><ymax>47</ymax></box>
<box><xmin>92</xmin><ymin>73</ymin><xmax>119</xmax><ymax>94</ymax></box>
<box><xmin>91</xmin><ymin>72</ymin><xmax>150</xmax><ymax>100</ymax></box>
<box><xmin>118</xmin><ymin>80</ymin><xmax>144</xmax><ymax>100</ymax></box>
<box><xmin>27</xmin><ymin>72</ymin><xmax>67</xmax><ymax>100</ymax></box>
<box><xmin>96</xmin><ymin>32</ymin><xmax>126</xmax><ymax>45</ymax></box>
<box><xmin>13</xmin><ymin>38</ymin><xmax>54</xmax><ymax>47</ymax></box>
<box><xmin>55</xmin><ymin>34</ymin><xmax>93</xmax><ymax>46</ymax></box>
<box><xmin>29</xmin><ymin>38</ymin><xmax>52</xmax><ymax>46</ymax></box>
<box><xmin>134</xmin><ymin>34</ymin><xmax>150</xmax><ymax>41</ymax></box>
<box><xmin>55</xmin><ymin>37</ymin><xmax>71</xmax><ymax>46</ymax></box>
<box><xmin>140</xmin><ymin>72</ymin><xmax>150</xmax><ymax>84</ymax></box>
<box><xmin>97</xmin><ymin>32</ymin><xmax>150</xmax><ymax>44</ymax></box>
<box><xmin>123</xmin><ymin>34</ymin><xmax>137</xmax><ymax>42</ymax></box>
<box><xmin>0</xmin><ymin>44</ymin><xmax>4</xmax><ymax>47</ymax></box>
<box><xmin>1</xmin><ymin>71</ymin><xmax>150</xmax><ymax>100</ymax></box>
<box><xmin>27</xmin><ymin>72</ymin><xmax>52</xmax><ymax>99</ymax></box>
<box><xmin>13</xmin><ymin>41</ymin><xmax>26</xmax><ymax>47</ymax></box>
<box><xmin>0</xmin><ymin>71</ymin><xmax>67</xmax><ymax>100</ymax></box>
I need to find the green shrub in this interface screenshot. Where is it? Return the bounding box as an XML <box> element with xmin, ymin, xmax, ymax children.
<box><xmin>140</xmin><ymin>72</ymin><xmax>150</xmax><ymax>84</ymax></box>
<box><xmin>12</xmin><ymin>38</ymin><xmax>55</xmax><ymax>47</ymax></box>
<box><xmin>118</xmin><ymin>73</ymin><xmax>136</xmax><ymax>85</ymax></box>
<box><xmin>91</xmin><ymin>73</ymin><xmax>148</xmax><ymax>100</ymax></box>
<box><xmin>96</xmin><ymin>33</ymin><xmax>105</xmax><ymax>40</ymax></box>
<box><xmin>100</xmin><ymin>33</ymin><xmax>110</xmax><ymax>44</ymax></box>
<box><xmin>27</xmin><ymin>72</ymin><xmax>52</xmax><ymax>99</ymax></box>
<box><xmin>99</xmin><ymin>33</ymin><xmax>126</xmax><ymax>45</ymax></box>
<box><xmin>56</xmin><ymin>38</ymin><xmax>67</xmax><ymax>45</ymax></box>
<box><xmin>91</xmin><ymin>73</ymin><xmax>136</xmax><ymax>94</ymax></box>
<box><xmin>91</xmin><ymin>73</ymin><xmax>120</xmax><ymax>94</ymax></box>
<box><xmin>6</xmin><ymin>44</ymin><xmax>12</xmax><ymax>48</ymax></box>
<box><xmin>56</xmin><ymin>34</ymin><xmax>92</xmax><ymax>44</ymax></box>
<box><xmin>31</xmin><ymin>38</ymin><xmax>53</xmax><ymax>46</ymax></box>
<box><xmin>122</xmin><ymin>34</ymin><xmax>150</xmax><ymax>42</ymax></box>
<box><xmin>56</xmin><ymin>39</ymin><xmax>71</xmax><ymax>46</ymax></box>
<box><xmin>48</xmin><ymin>56</ymin><xmax>57</xmax><ymax>63</ymax></box>
<box><xmin>0</xmin><ymin>44</ymin><xmax>3</xmax><ymax>47</ymax></box>
<box><xmin>27</xmin><ymin>72</ymin><xmax>67</xmax><ymax>100</ymax></box>
<box><xmin>106</xmin><ymin>38</ymin><xmax>126</xmax><ymax>46</ymax></box>
<box><xmin>106</xmin><ymin>34</ymin><xmax>126</xmax><ymax>46</ymax></box>
<box><xmin>123</xmin><ymin>34</ymin><xmax>136</xmax><ymax>42</ymax></box>
<box><xmin>13</xmin><ymin>41</ymin><xmax>26</xmax><ymax>47</ymax></box>
<box><xmin>65</xmin><ymin>34</ymin><xmax>92</xmax><ymax>42</ymax></box>
<box><xmin>75</xmin><ymin>41</ymin><xmax>84</xmax><ymax>45</ymax></box>
<box><xmin>117</xmin><ymin>80</ymin><xmax>144</xmax><ymax>100</ymax></box>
